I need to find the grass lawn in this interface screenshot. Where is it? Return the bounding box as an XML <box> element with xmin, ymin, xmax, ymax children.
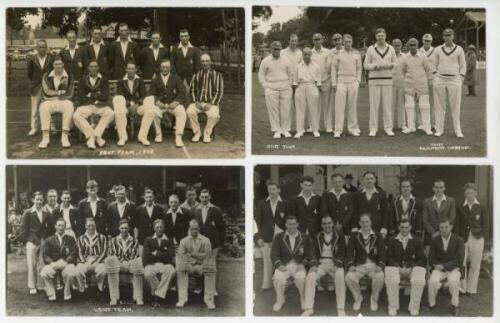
<box><xmin>6</xmin><ymin>253</ymin><xmax>245</xmax><ymax>316</ymax></box>
<box><xmin>253</xmin><ymin>258</ymin><xmax>493</xmax><ymax>317</ymax></box>
<box><xmin>251</xmin><ymin>71</ymin><xmax>486</xmax><ymax>157</ymax></box>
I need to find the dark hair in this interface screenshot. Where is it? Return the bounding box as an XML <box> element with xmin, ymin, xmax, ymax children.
<box><xmin>331</xmin><ymin>173</ymin><xmax>344</xmax><ymax>180</ymax></box>
<box><xmin>301</xmin><ymin>176</ymin><xmax>314</xmax><ymax>184</ymax></box>
<box><xmin>266</xmin><ymin>181</ymin><xmax>280</xmax><ymax>189</ymax></box>
<box><xmin>285</xmin><ymin>215</ymin><xmax>297</xmax><ymax>222</ymax></box>
<box><xmin>61</xmin><ymin>190</ymin><xmax>71</xmax><ymax>196</ymax></box>
<box><xmin>91</xmin><ymin>26</ymin><xmax>102</xmax><ymax>33</ymax></box>
<box><xmin>200</xmin><ymin>188</ymin><xmax>210</xmax><ymax>195</ymax></box>
<box><xmin>144</xmin><ymin>188</ymin><xmax>154</xmax><ymax>195</ymax></box>
<box><xmin>151</xmin><ymin>31</ymin><xmax>161</xmax><ymax>37</ymax></box>
<box><xmin>359</xmin><ymin>213</ymin><xmax>371</xmax><ymax>221</ymax></box>
<box><xmin>433</xmin><ymin>179</ymin><xmax>445</xmax><ymax>186</ymax></box>
<box><xmin>118</xmin><ymin>22</ymin><xmax>129</xmax><ymax>29</ymax></box>
<box><xmin>321</xmin><ymin>214</ymin><xmax>333</xmax><ymax>222</ymax></box>
<box><xmin>52</xmin><ymin>55</ymin><xmax>64</xmax><ymax>63</ymax></box>
<box><xmin>399</xmin><ymin>218</ymin><xmax>411</xmax><ymax>225</ymax></box>
<box><xmin>119</xmin><ymin>218</ymin><xmax>129</xmax><ymax>226</ymax></box>
<box><xmin>87</xmin><ymin>59</ymin><xmax>99</xmax><ymax>67</ymax></box>
<box><xmin>463</xmin><ymin>182</ymin><xmax>477</xmax><ymax>191</ymax></box>
<box><xmin>32</xmin><ymin>191</ymin><xmax>44</xmax><ymax>199</ymax></box>
<box><xmin>55</xmin><ymin>217</ymin><xmax>66</xmax><ymax>224</ymax></box>
<box><xmin>179</xmin><ymin>29</ymin><xmax>189</xmax><ymax>35</ymax></box>
<box><xmin>363</xmin><ymin>171</ymin><xmax>376</xmax><ymax>178</ymax></box>
<box><xmin>186</xmin><ymin>186</ymin><xmax>196</xmax><ymax>193</ymax></box>
<box><xmin>153</xmin><ymin>219</ymin><xmax>164</xmax><ymax>227</ymax></box>
<box><xmin>400</xmin><ymin>178</ymin><xmax>413</xmax><ymax>186</ymax></box>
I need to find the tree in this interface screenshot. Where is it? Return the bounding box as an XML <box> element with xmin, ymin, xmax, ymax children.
<box><xmin>252</xmin><ymin>6</ymin><xmax>273</xmax><ymax>30</ymax></box>
<box><xmin>252</xmin><ymin>32</ymin><xmax>265</xmax><ymax>48</ymax></box>
<box><xmin>6</xmin><ymin>8</ymin><xmax>38</xmax><ymax>44</ymax></box>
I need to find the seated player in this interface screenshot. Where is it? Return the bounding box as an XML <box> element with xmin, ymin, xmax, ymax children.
<box><xmin>176</xmin><ymin>219</ymin><xmax>216</xmax><ymax>309</ymax></box>
<box><xmin>427</xmin><ymin>219</ymin><xmax>465</xmax><ymax>316</ymax></box>
<box><xmin>385</xmin><ymin>219</ymin><xmax>426</xmax><ymax>316</ymax></box>
<box><xmin>104</xmin><ymin>219</ymin><xmax>144</xmax><ymax>306</ymax></box>
<box><xmin>40</xmin><ymin>218</ymin><xmax>78</xmax><ymax>301</ymax></box>
<box><xmin>143</xmin><ymin>219</ymin><xmax>176</xmax><ymax>307</ymax></box>
<box><xmin>74</xmin><ymin>217</ymin><xmax>107</xmax><ymax>297</ymax></box>
<box><xmin>303</xmin><ymin>215</ymin><xmax>346</xmax><ymax>316</ymax></box>
<box><xmin>270</xmin><ymin>215</ymin><xmax>311</xmax><ymax>312</ymax></box>
<box><xmin>186</xmin><ymin>54</ymin><xmax>223</xmax><ymax>143</ymax></box>
<box><xmin>38</xmin><ymin>56</ymin><xmax>75</xmax><ymax>149</ymax></box>
<box><xmin>345</xmin><ymin>213</ymin><xmax>386</xmax><ymax>313</ymax></box>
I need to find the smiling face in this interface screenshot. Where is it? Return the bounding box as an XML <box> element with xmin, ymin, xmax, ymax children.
<box><xmin>186</xmin><ymin>189</ymin><xmax>197</xmax><ymax>203</ymax></box>
<box><xmin>180</xmin><ymin>31</ymin><xmax>190</xmax><ymax>46</ymax></box>
<box><xmin>33</xmin><ymin>194</ymin><xmax>44</xmax><ymax>209</ymax></box>
<box><xmin>55</xmin><ymin>219</ymin><xmax>66</xmax><ymax>235</ymax></box>
<box><xmin>154</xmin><ymin>221</ymin><xmax>165</xmax><ymax>236</ymax></box>
<box><xmin>363</xmin><ymin>173</ymin><xmax>376</xmax><ymax>189</ymax></box>
<box><xmin>334</xmin><ymin>37</ymin><xmax>343</xmax><ymax>48</ymax></box>
<box><xmin>399</xmin><ymin>221</ymin><xmax>411</xmax><ymax>236</ymax></box>
<box><xmin>344</xmin><ymin>37</ymin><xmax>352</xmax><ymax>50</ymax></box>
<box><xmin>67</xmin><ymin>31</ymin><xmax>77</xmax><ymax>47</ymax></box>
<box><xmin>439</xmin><ymin>220</ymin><xmax>452</xmax><ymax>237</ymax></box>
<box><xmin>88</xmin><ymin>61</ymin><xmax>99</xmax><ymax>77</ymax></box>
<box><xmin>312</xmin><ymin>34</ymin><xmax>323</xmax><ymax>48</ymax></box>
<box><xmin>144</xmin><ymin>191</ymin><xmax>154</xmax><ymax>205</ymax></box>
<box><xmin>126</xmin><ymin>63</ymin><xmax>136</xmax><ymax>78</ymax></box>
<box><xmin>189</xmin><ymin>220</ymin><xmax>200</xmax><ymax>237</ymax></box>
<box><xmin>168</xmin><ymin>195</ymin><xmax>180</xmax><ymax>210</ymax></box>
<box><xmin>433</xmin><ymin>181</ymin><xmax>446</xmax><ymax>196</ymax></box>
<box><xmin>359</xmin><ymin>214</ymin><xmax>372</xmax><ymax>231</ymax></box>
<box><xmin>375</xmin><ymin>32</ymin><xmax>386</xmax><ymax>44</ymax></box>
<box><xmin>119</xmin><ymin>25</ymin><xmax>129</xmax><ymax>40</ymax></box>
<box><xmin>115</xmin><ymin>188</ymin><xmax>126</xmax><ymax>203</ymax></box>
<box><xmin>119</xmin><ymin>222</ymin><xmax>129</xmax><ymax>236</ymax></box>
<box><xmin>92</xmin><ymin>29</ymin><xmax>102</xmax><ymax>43</ymax></box>
<box><xmin>464</xmin><ymin>188</ymin><xmax>477</xmax><ymax>201</ymax></box>
<box><xmin>332</xmin><ymin>175</ymin><xmax>344</xmax><ymax>191</ymax></box>
<box><xmin>61</xmin><ymin>193</ymin><xmax>71</xmax><ymax>207</ymax></box>
<box><xmin>300</xmin><ymin>179</ymin><xmax>313</xmax><ymax>193</ymax></box>
<box><xmin>160</xmin><ymin>61</ymin><xmax>171</xmax><ymax>75</ymax></box>
<box><xmin>400</xmin><ymin>180</ymin><xmax>412</xmax><ymax>196</ymax></box>
<box><xmin>201</xmin><ymin>54</ymin><xmax>211</xmax><ymax>70</ymax></box>
<box><xmin>37</xmin><ymin>41</ymin><xmax>48</xmax><ymax>56</ymax></box>
<box><xmin>199</xmin><ymin>192</ymin><xmax>210</xmax><ymax>205</ymax></box>
<box><xmin>321</xmin><ymin>216</ymin><xmax>334</xmax><ymax>234</ymax></box>
<box><xmin>53</xmin><ymin>59</ymin><xmax>64</xmax><ymax>74</ymax></box>
<box><xmin>285</xmin><ymin>217</ymin><xmax>298</xmax><ymax>234</ymax></box>
<box><xmin>289</xmin><ymin>36</ymin><xmax>298</xmax><ymax>49</ymax></box>
<box><xmin>151</xmin><ymin>33</ymin><xmax>161</xmax><ymax>46</ymax></box>
<box><xmin>47</xmin><ymin>191</ymin><xmax>58</xmax><ymax>207</ymax></box>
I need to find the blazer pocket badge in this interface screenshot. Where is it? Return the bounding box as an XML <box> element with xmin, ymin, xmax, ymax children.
<box><xmin>313</xmin><ymin>209</ymin><xmax>317</xmax><ymax>214</ymax></box>
<box><xmin>280</xmin><ymin>212</ymin><xmax>285</xmax><ymax>218</ymax></box>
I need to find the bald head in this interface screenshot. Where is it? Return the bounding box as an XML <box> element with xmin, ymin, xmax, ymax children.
<box><xmin>201</xmin><ymin>53</ymin><xmax>211</xmax><ymax>70</ymax></box>
<box><xmin>271</xmin><ymin>41</ymin><xmax>282</xmax><ymax>58</ymax></box>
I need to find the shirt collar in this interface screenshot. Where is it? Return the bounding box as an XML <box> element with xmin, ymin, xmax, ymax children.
<box><xmin>90</xmin><ymin>40</ymin><xmax>105</xmax><ymax>46</ymax></box>
<box><xmin>123</xmin><ymin>74</ymin><xmax>140</xmax><ymax>81</ymax></box>
<box><xmin>117</xmin><ymin>233</ymin><xmax>132</xmax><ymax>243</ymax></box>
<box><xmin>360</xmin><ymin>187</ymin><xmax>379</xmax><ymax>194</ymax></box>
<box><xmin>87</xmin><ymin>196</ymin><xmax>103</xmax><ymax>202</ymax></box>
<box><xmin>56</xmin><ymin>232</ymin><xmax>66</xmax><ymax>239</ymax></box>
<box><xmin>266</xmin><ymin>196</ymin><xmax>283</xmax><ymax>202</ymax></box>
<box><xmin>442</xmin><ymin>233</ymin><xmax>452</xmax><ymax>243</ymax></box>
<box><xmin>330</xmin><ymin>188</ymin><xmax>347</xmax><ymax>196</ymax></box>
<box><xmin>178</xmin><ymin>42</ymin><xmax>193</xmax><ymax>49</ymax></box>
<box><xmin>396</xmin><ymin>232</ymin><xmax>413</xmax><ymax>242</ymax></box>
<box><xmin>463</xmin><ymin>198</ymin><xmax>480</xmax><ymax>207</ymax></box>
<box><xmin>286</xmin><ymin>230</ymin><xmax>299</xmax><ymax>239</ymax></box>
<box><xmin>85</xmin><ymin>231</ymin><xmax>98</xmax><ymax>239</ymax></box>
<box><xmin>312</xmin><ymin>46</ymin><xmax>326</xmax><ymax>53</ymax></box>
<box><xmin>145</xmin><ymin>202</ymin><xmax>156</xmax><ymax>208</ymax></box>
<box><xmin>360</xmin><ymin>229</ymin><xmax>375</xmax><ymax>238</ymax></box>
<box><xmin>298</xmin><ymin>191</ymin><xmax>316</xmax><ymax>198</ymax></box>
<box><xmin>116</xmin><ymin>36</ymin><xmax>133</xmax><ymax>42</ymax></box>
<box><xmin>30</xmin><ymin>205</ymin><xmax>43</xmax><ymax>213</ymax></box>
<box><xmin>89</xmin><ymin>73</ymin><xmax>103</xmax><ymax>80</ymax></box>
<box><xmin>167</xmin><ymin>207</ymin><xmax>183</xmax><ymax>215</ymax></box>
<box><xmin>153</xmin><ymin>233</ymin><xmax>168</xmax><ymax>241</ymax></box>
<box><xmin>59</xmin><ymin>204</ymin><xmax>76</xmax><ymax>211</ymax></box>
<box><xmin>197</xmin><ymin>202</ymin><xmax>214</xmax><ymax>209</ymax></box>
<box><xmin>116</xmin><ymin>198</ymin><xmax>131</xmax><ymax>206</ymax></box>
<box><xmin>399</xmin><ymin>194</ymin><xmax>415</xmax><ymax>201</ymax></box>
<box><xmin>150</xmin><ymin>43</ymin><xmax>165</xmax><ymax>49</ymax></box>
<box><xmin>49</xmin><ymin>69</ymin><xmax>69</xmax><ymax>78</ymax></box>
<box><xmin>65</xmin><ymin>44</ymin><xmax>79</xmax><ymax>50</ymax></box>
<box><xmin>433</xmin><ymin>195</ymin><xmax>447</xmax><ymax>202</ymax></box>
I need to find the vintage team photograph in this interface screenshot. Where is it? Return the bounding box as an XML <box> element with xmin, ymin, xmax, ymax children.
<box><xmin>6</xmin><ymin>7</ymin><xmax>245</xmax><ymax>159</ymax></box>
<box><xmin>6</xmin><ymin>165</ymin><xmax>245</xmax><ymax>316</ymax></box>
<box><xmin>252</xmin><ymin>7</ymin><xmax>486</xmax><ymax>156</ymax></box>
<box><xmin>253</xmin><ymin>164</ymin><xmax>493</xmax><ymax>316</ymax></box>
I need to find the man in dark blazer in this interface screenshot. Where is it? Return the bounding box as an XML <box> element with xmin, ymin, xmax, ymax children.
<box><xmin>164</xmin><ymin>194</ymin><xmax>191</xmax><ymax>245</ymax></box>
<box><xmin>109</xmin><ymin>22</ymin><xmax>141</xmax><ymax>80</ymax></box>
<box><xmin>60</xmin><ymin>30</ymin><xmax>84</xmax><ymax>79</ymax></box>
<box><xmin>254</xmin><ymin>181</ymin><xmax>294</xmax><ymax>290</ymax></box>
<box><xmin>73</xmin><ymin>60</ymin><xmax>115</xmax><ymax>150</ymax></box>
<box><xmin>106</xmin><ymin>185</ymin><xmax>136</xmax><ymax>238</ymax></box>
<box><xmin>270</xmin><ymin>215</ymin><xmax>311</xmax><ymax>312</ymax></box>
<box><xmin>294</xmin><ymin>176</ymin><xmax>322</xmax><ymax>237</ymax></box>
<box><xmin>321</xmin><ymin>173</ymin><xmax>354</xmax><ymax>235</ymax></box>
<box><xmin>352</xmin><ymin>171</ymin><xmax>389</xmax><ymax>238</ymax></box>
<box><xmin>388</xmin><ymin>179</ymin><xmax>424</xmax><ymax>239</ymax></box>
<box><xmin>422</xmin><ymin>179</ymin><xmax>457</xmax><ymax>246</ymax></box>
<box><xmin>112</xmin><ymin>61</ymin><xmax>148</xmax><ymax>146</ymax></box>
<box><xmin>427</xmin><ymin>219</ymin><xmax>465</xmax><ymax>316</ymax></box>
<box><xmin>143</xmin><ymin>219</ymin><xmax>176</xmax><ymax>307</ymax></box>
<box><xmin>170</xmin><ymin>29</ymin><xmax>201</xmax><ymax>88</ymax></box>
<box><xmin>19</xmin><ymin>191</ymin><xmax>54</xmax><ymax>294</ymax></box>
<box><xmin>345</xmin><ymin>213</ymin><xmax>386</xmax><ymax>313</ymax></box>
<box><xmin>77</xmin><ymin>180</ymin><xmax>108</xmax><ymax>235</ymax></box>
<box><xmin>149</xmin><ymin>59</ymin><xmax>188</xmax><ymax>148</ymax></box>
<box><xmin>140</xmin><ymin>31</ymin><xmax>169</xmax><ymax>79</ymax></box>
<box><xmin>27</xmin><ymin>39</ymin><xmax>53</xmax><ymax>136</ymax></box>
<box><xmin>384</xmin><ymin>219</ymin><xmax>427</xmax><ymax>316</ymax></box>
<box><xmin>343</xmin><ymin>174</ymin><xmax>358</xmax><ymax>193</ymax></box>
<box><xmin>303</xmin><ymin>214</ymin><xmax>346</xmax><ymax>316</ymax></box>
<box><xmin>40</xmin><ymin>218</ymin><xmax>79</xmax><ymax>301</ymax></box>
<box><xmin>83</xmin><ymin>26</ymin><xmax>110</xmax><ymax>78</ymax></box>
<box><xmin>133</xmin><ymin>188</ymin><xmax>166</xmax><ymax>253</ymax></box>
<box><xmin>52</xmin><ymin>190</ymin><xmax>83</xmax><ymax>237</ymax></box>
<box><xmin>458</xmin><ymin>183</ymin><xmax>489</xmax><ymax>295</ymax></box>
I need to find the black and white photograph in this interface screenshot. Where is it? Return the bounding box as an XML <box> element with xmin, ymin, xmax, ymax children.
<box><xmin>252</xmin><ymin>6</ymin><xmax>486</xmax><ymax>156</ymax></box>
<box><xmin>6</xmin><ymin>7</ymin><xmax>245</xmax><ymax>159</ymax></box>
<box><xmin>253</xmin><ymin>164</ymin><xmax>493</xmax><ymax>316</ymax></box>
<box><xmin>6</xmin><ymin>165</ymin><xmax>245</xmax><ymax>316</ymax></box>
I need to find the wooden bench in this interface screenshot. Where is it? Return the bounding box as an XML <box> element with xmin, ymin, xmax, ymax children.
<box><xmin>50</xmin><ymin>79</ymin><xmax>214</xmax><ymax>141</ymax></box>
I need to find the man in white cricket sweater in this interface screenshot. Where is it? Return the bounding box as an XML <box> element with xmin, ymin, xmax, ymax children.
<box><xmin>418</xmin><ymin>33</ymin><xmax>436</xmax><ymax>131</ymax></box>
<box><xmin>311</xmin><ymin>33</ymin><xmax>333</xmax><ymax>136</ymax></box>
<box><xmin>258</xmin><ymin>41</ymin><xmax>294</xmax><ymax>139</ymax></box>
<box><xmin>392</xmin><ymin>39</ymin><xmax>407</xmax><ymax>130</ymax></box>
<box><xmin>293</xmin><ymin>47</ymin><xmax>321</xmax><ymax>138</ymax></box>
<box><xmin>431</xmin><ymin>28</ymin><xmax>466</xmax><ymax>138</ymax></box>
<box><xmin>331</xmin><ymin>34</ymin><xmax>362</xmax><ymax>138</ymax></box>
<box><xmin>363</xmin><ymin>28</ymin><xmax>397</xmax><ymax>137</ymax></box>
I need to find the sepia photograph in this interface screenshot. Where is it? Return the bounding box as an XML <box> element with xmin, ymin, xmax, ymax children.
<box><xmin>6</xmin><ymin>7</ymin><xmax>245</xmax><ymax>159</ymax></box>
<box><xmin>6</xmin><ymin>165</ymin><xmax>245</xmax><ymax>316</ymax></box>
<box><xmin>252</xmin><ymin>6</ymin><xmax>486</xmax><ymax>156</ymax></box>
<box><xmin>253</xmin><ymin>164</ymin><xmax>493</xmax><ymax>316</ymax></box>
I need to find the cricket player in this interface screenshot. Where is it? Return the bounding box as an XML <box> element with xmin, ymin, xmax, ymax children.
<box><xmin>186</xmin><ymin>53</ymin><xmax>223</xmax><ymax>143</ymax></box>
<box><xmin>320</xmin><ymin>173</ymin><xmax>354</xmax><ymax>235</ymax></box>
<box><xmin>363</xmin><ymin>28</ymin><xmax>397</xmax><ymax>136</ymax></box>
<box><xmin>418</xmin><ymin>33</ymin><xmax>436</xmax><ymax>130</ymax></box>
<box><xmin>345</xmin><ymin>213</ymin><xmax>386</xmax><ymax>312</ymax></box>
<box><xmin>143</xmin><ymin>219</ymin><xmax>176</xmax><ymax>307</ymax></box>
<box><xmin>331</xmin><ymin>34</ymin><xmax>362</xmax><ymax>138</ymax></box>
<box><xmin>270</xmin><ymin>215</ymin><xmax>311</xmax><ymax>312</ymax></box>
<box><xmin>105</xmin><ymin>219</ymin><xmax>144</xmax><ymax>306</ymax></box>
<box><xmin>392</xmin><ymin>39</ymin><xmax>406</xmax><ymax>130</ymax></box>
<box><xmin>40</xmin><ymin>218</ymin><xmax>79</xmax><ymax>301</ymax></box>
<box><xmin>458</xmin><ymin>183</ymin><xmax>489</xmax><ymax>296</ymax></box>
<box><xmin>311</xmin><ymin>33</ymin><xmax>333</xmax><ymax>133</ymax></box>
<box><xmin>400</xmin><ymin>38</ymin><xmax>434</xmax><ymax>135</ymax></box>
<box><xmin>281</xmin><ymin>34</ymin><xmax>303</xmax><ymax>68</ymax></box>
<box><xmin>427</xmin><ymin>219</ymin><xmax>465</xmax><ymax>316</ymax></box>
<box><xmin>258</xmin><ymin>41</ymin><xmax>293</xmax><ymax>139</ymax></box>
<box><xmin>293</xmin><ymin>47</ymin><xmax>321</xmax><ymax>138</ymax></box>
<box><xmin>431</xmin><ymin>28</ymin><xmax>466</xmax><ymax>138</ymax></box>
<box><xmin>303</xmin><ymin>215</ymin><xmax>346</xmax><ymax>316</ymax></box>
<box><xmin>38</xmin><ymin>56</ymin><xmax>75</xmax><ymax>149</ymax></box>
<box><xmin>385</xmin><ymin>219</ymin><xmax>427</xmax><ymax>316</ymax></box>
<box><xmin>75</xmin><ymin>217</ymin><xmax>108</xmax><ymax>297</ymax></box>
<box><xmin>176</xmin><ymin>219</ymin><xmax>216</xmax><ymax>309</ymax></box>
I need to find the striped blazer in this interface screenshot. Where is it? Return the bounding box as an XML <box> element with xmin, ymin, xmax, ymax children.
<box><xmin>108</xmin><ymin>234</ymin><xmax>139</xmax><ymax>262</ymax></box>
<box><xmin>78</xmin><ymin>232</ymin><xmax>107</xmax><ymax>263</ymax></box>
<box><xmin>189</xmin><ymin>69</ymin><xmax>224</xmax><ymax>106</ymax></box>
